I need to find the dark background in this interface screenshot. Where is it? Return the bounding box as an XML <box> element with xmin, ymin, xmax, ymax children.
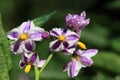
<box><xmin>0</xmin><ymin>0</ymin><xmax>120</xmax><ymax>80</ymax></box>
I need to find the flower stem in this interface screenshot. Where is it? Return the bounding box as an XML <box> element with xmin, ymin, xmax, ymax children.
<box><xmin>34</xmin><ymin>66</ymin><xmax>40</xmax><ymax>80</ymax></box>
<box><xmin>39</xmin><ymin>52</ymin><xmax>54</xmax><ymax>76</ymax></box>
<box><xmin>34</xmin><ymin>52</ymin><xmax>54</xmax><ymax>80</ymax></box>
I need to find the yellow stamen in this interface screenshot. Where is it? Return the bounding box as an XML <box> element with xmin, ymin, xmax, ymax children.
<box><xmin>58</xmin><ymin>35</ymin><xmax>66</xmax><ymax>41</ymax></box>
<box><xmin>24</xmin><ymin>64</ymin><xmax>31</xmax><ymax>73</ymax></box>
<box><xmin>19</xmin><ymin>33</ymin><xmax>28</xmax><ymax>40</ymax></box>
<box><xmin>77</xmin><ymin>41</ymin><xmax>87</xmax><ymax>49</ymax></box>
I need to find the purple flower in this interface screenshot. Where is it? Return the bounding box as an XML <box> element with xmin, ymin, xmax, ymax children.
<box><xmin>66</xmin><ymin>11</ymin><xmax>90</xmax><ymax>33</ymax></box>
<box><xmin>19</xmin><ymin>52</ymin><xmax>46</xmax><ymax>73</ymax></box>
<box><xmin>63</xmin><ymin>49</ymin><xmax>98</xmax><ymax>78</ymax></box>
<box><xmin>49</xmin><ymin>28</ymin><xmax>79</xmax><ymax>54</ymax></box>
<box><xmin>8</xmin><ymin>20</ymin><xmax>46</xmax><ymax>54</ymax></box>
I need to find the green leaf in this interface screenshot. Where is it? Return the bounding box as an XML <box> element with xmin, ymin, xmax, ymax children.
<box><xmin>0</xmin><ymin>14</ymin><xmax>12</xmax><ymax>70</ymax></box>
<box><xmin>0</xmin><ymin>46</ymin><xmax>10</xmax><ymax>80</ymax></box>
<box><xmin>33</xmin><ymin>11</ymin><xmax>56</xmax><ymax>26</ymax></box>
<box><xmin>93</xmin><ymin>51</ymin><xmax>120</xmax><ymax>74</ymax></box>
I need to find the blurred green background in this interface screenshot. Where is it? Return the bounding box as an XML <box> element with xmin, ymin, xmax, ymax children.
<box><xmin>0</xmin><ymin>0</ymin><xmax>120</xmax><ymax>80</ymax></box>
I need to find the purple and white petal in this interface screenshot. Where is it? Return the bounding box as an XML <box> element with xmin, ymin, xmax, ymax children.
<box><xmin>24</xmin><ymin>39</ymin><xmax>35</xmax><ymax>52</ymax></box>
<box><xmin>50</xmin><ymin>28</ymin><xmax>62</xmax><ymax>37</ymax></box>
<box><xmin>19</xmin><ymin>21</ymin><xmax>31</xmax><ymax>33</ymax></box>
<box><xmin>49</xmin><ymin>40</ymin><xmax>62</xmax><ymax>51</ymax></box>
<box><xmin>12</xmin><ymin>40</ymin><xmax>22</xmax><ymax>53</ymax></box>
<box><xmin>75</xmin><ymin>50</ymin><xmax>83</xmax><ymax>56</ymax></box>
<box><xmin>81</xmin><ymin>49</ymin><xmax>98</xmax><ymax>58</ymax></box>
<box><xmin>30</xmin><ymin>27</ymin><xmax>45</xmax><ymax>41</ymax></box>
<box><xmin>62</xmin><ymin>28</ymin><xmax>67</xmax><ymax>35</ymax></box>
<box><xmin>19</xmin><ymin>60</ymin><xmax>26</xmax><ymax>68</ymax></box>
<box><xmin>37</xmin><ymin>60</ymin><xmax>46</xmax><ymax>68</ymax></box>
<box><xmin>80</xmin><ymin>56</ymin><xmax>93</xmax><ymax>67</ymax></box>
<box><xmin>7</xmin><ymin>28</ymin><xmax>20</xmax><ymax>40</ymax></box>
<box><xmin>62</xmin><ymin>45</ymin><xmax>76</xmax><ymax>55</ymax></box>
<box><xmin>29</xmin><ymin>52</ymin><xmax>38</xmax><ymax>64</ymax></box>
<box><xmin>68</xmin><ymin>60</ymin><xmax>82</xmax><ymax>78</ymax></box>
<box><xmin>41</xmin><ymin>31</ymin><xmax>50</xmax><ymax>39</ymax></box>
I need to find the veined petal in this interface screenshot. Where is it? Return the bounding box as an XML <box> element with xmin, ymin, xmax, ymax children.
<box><xmin>63</xmin><ymin>41</ymin><xmax>69</xmax><ymax>48</ymax></box>
<box><xmin>75</xmin><ymin>49</ymin><xmax>84</xmax><ymax>56</ymax></box>
<box><xmin>19</xmin><ymin>53</ymin><xmax>28</xmax><ymax>68</ymax></box>
<box><xmin>12</xmin><ymin>40</ymin><xmax>22</xmax><ymax>53</ymax></box>
<box><xmin>25</xmin><ymin>39</ymin><xmax>35</xmax><ymax>52</ymax></box>
<box><xmin>29</xmin><ymin>52</ymin><xmax>38</xmax><ymax>64</ymax></box>
<box><xmin>19</xmin><ymin>21</ymin><xmax>31</xmax><ymax>33</ymax></box>
<box><xmin>68</xmin><ymin>60</ymin><xmax>82</xmax><ymax>78</ymax></box>
<box><xmin>50</xmin><ymin>28</ymin><xmax>63</xmax><ymax>37</ymax></box>
<box><xmin>81</xmin><ymin>49</ymin><xmax>98</xmax><ymax>58</ymax></box>
<box><xmin>37</xmin><ymin>60</ymin><xmax>46</xmax><ymax>68</ymax></box>
<box><xmin>19</xmin><ymin>60</ymin><xmax>26</xmax><ymax>68</ymax></box>
<box><xmin>62</xmin><ymin>28</ymin><xmax>67</xmax><ymax>35</ymax></box>
<box><xmin>62</xmin><ymin>45</ymin><xmax>76</xmax><ymax>55</ymax></box>
<box><xmin>66</xmin><ymin>34</ymin><xmax>79</xmax><ymax>41</ymax></box>
<box><xmin>30</xmin><ymin>27</ymin><xmax>45</xmax><ymax>41</ymax></box>
<box><xmin>49</xmin><ymin>40</ymin><xmax>62</xmax><ymax>51</ymax></box>
<box><xmin>7</xmin><ymin>28</ymin><xmax>20</xmax><ymax>40</ymax></box>
<box><xmin>23</xmin><ymin>20</ymin><xmax>31</xmax><ymax>33</ymax></box>
<box><xmin>80</xmin><ymin>56</ymin><xmax>93</xmax><ymax>67</ymax></box>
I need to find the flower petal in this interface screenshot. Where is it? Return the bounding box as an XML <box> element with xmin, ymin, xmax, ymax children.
<box><xmin>81</xmin><ymin>49</ymin><xmax>98</xmax><ymax>58</ymax></box>
<box><xmin>19</xmin><ymin>60</ymin><xmax>26</xmax><ymax>68</ymax></box>
<box><xmin>80</xmin><ymin>56</ymin><xmax>93</xmax><ymax>67</ymax></box>
<box><xmin>63</xmin><ymin>41</ymin><xmax>69</xmax><ymax>48</ymax></box>
<box><xmin>25</xmin><ymin>40</ymin><xmax>35</xmax><ymax>52</ymax></box>
<box><xmin>19</xmin><ymin>21</ymin><xmax>31</xmax><ymax>33</ymax></box>
<box><xmin>12</xmin><ymin>40</ymin><xmax>22</xmax><ymax>53</ymax></box>
<box><xmin>62</xmin><ymin>28</ymin><xmax>67</xmax><ymax>35</ymax></box>
<box><xmin>50</xmin><ymin>40</ymin><xmax>62</xmax><ymax>51</ymax></box>
<box><xmin>68</xmin><ymin>60</ymin><xmax>82</xmax><ymax>78</ymax></box>
<box><xmin>37</xmin><ymin>60</ymin><xmax>46</xmax><ymax>68</ymax></box>
<box><xmin>50</xmin><ymin>28</ymin><xmax>62</xmax><ymax>37</ymax></box>
<box><xmin>75</xmin><ymin>49</ymin><xmax>83</xmax><ymax>56</ymax></box>
<box><xmin>30</xmin><ymin>27</ymin><xmax>45</xmax><ymax>41</ymax></box>
<box><xmin>23</xmin><ymin>20</ymin><xmax>31</xmax><ymax>33</ymax></box>
<box><xmin>7</xmin><ymin>28</ymin><xmax>20</xmax><ymax>40</ymax></box>
<box><xmin>62</xmin><ymin>45</ymin><xmax>76</xmax><ymax>55</ymax></box>
<box><xmin>29</xmin><ymin>52</ymin><xmax>37</xmax><ymax>64</ymax></box>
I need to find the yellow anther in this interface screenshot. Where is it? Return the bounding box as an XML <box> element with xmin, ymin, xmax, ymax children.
<box><xmin>58</xmin><ymin>35</ymin><xmax>66</xmax><ymax>41</ymax></box>
<box><xmin>24</xmin><ymin>64</ymin><xmax>31</xmax><ymax>73</ymax></box>
<box><xmin>19</xmin><ymin>33</ymin><xmax>28</xmax><ymax>40</ymax></box>
<box><xmin>77</xmin><ymin>41</ymin><xmax>87</xmax><ymax>49</ymax></box>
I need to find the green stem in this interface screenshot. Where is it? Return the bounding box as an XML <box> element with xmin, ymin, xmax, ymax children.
<box><xmin>34</xmin><ymin>52</ymin><xmax>54</xmax><ymax>80</ymax></box>
<box><xmin>34</xmin><ymin>66</ymin><xmax>39</xmax><ymax>80</ymax></box>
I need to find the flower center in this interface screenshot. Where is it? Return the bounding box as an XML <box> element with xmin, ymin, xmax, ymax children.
<box><xmin>24</xmin><ymin>64</ymin><xmax>31</xmax><ymax>73</ymax></box>
<box><xmin>77</xmin><ymin>41</ymin><xmax>87</xmax><ymax>49</ymax></box>
<box><xmin>72</xmin><ymin>55</ymin><xmax>80</xmax><ymax>61</ymax></box>
<box><xmin>19</xmin><ymin>33</ymin><xmax>28</xmax><ymax>40</ymax></box>
<box><xmin>58</xmin><ymin>35</ymin><xmax>66</xmax><ymax>41</ymax></box>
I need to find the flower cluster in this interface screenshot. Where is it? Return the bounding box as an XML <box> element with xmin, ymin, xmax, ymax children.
<box><xmin>8</xmin><ymin>20</ymin><xmax>48</xmax><ymax>73</ymax></box>
<box><xmin>8</xmin><ymin>11</ymin><xmax>98</xmax><ymax>78</ymax></box>
<box><xmin>49</xmin><ymin>11</ymin><xmax>98</xmax><ymax>78</ymax></box>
